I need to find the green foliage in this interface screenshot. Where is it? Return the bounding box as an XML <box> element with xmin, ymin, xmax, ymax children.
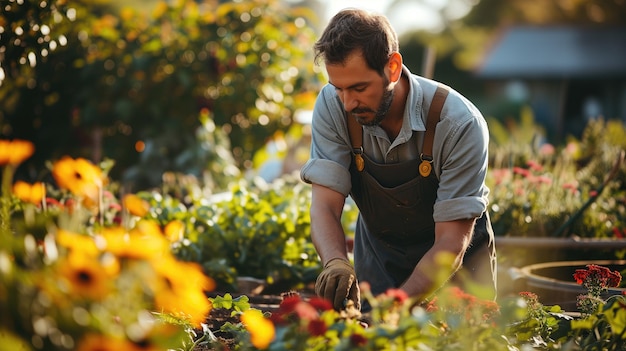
<box><xmin>210</xmin><ymin>293</ymin><xmax>251</xmax><ymax>314</ymax></box>
<box><xmin>141</xmin><ymin>174</ymin><xmax>333</xmax><ymax>292</ymax></box>
<box><xmin>0</xmin><ymin>0</ymin><xmax>322</xmax><ymax>190</ymax></box>
<box><xmin>0</xmin><ymin>150</ymin><xmax>211</xmax><ymax>350</ymax></box>
<box><xmin>213</xmin><ymin>269</ymin><xmax>626</xmax><ymax>351</ymax></box>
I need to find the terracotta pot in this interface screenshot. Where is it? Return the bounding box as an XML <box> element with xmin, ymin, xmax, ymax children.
<box><xmin>236</xmin><ymin>276</ymin><xmax>266</xmax><ymax>295</ymax></box>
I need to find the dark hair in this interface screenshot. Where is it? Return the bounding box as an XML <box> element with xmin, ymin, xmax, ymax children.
<box><xmin>314</xmin><ymin>8</ymin><xmax>399</xmax><ymax>75</ymax></box>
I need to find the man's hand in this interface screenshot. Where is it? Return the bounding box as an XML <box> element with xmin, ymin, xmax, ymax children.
<box><xmin>315</xmin><ymin>258</ymin><xmax>360</xmax><ymax>311</ymax></box>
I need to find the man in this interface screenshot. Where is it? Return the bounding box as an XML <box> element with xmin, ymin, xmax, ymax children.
<box><xmin>300</xmin><ymin>8</ymin><xmax>497</xmax><ymax>311</ymax></box>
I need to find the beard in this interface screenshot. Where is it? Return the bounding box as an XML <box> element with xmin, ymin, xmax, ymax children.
<box><xmin>351</xmin><ymin>77</ymin><xmax>395</xmax><ymax>126</ymax></box>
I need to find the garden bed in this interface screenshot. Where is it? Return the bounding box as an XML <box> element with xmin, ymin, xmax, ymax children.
<box><xmin>195</xmin><ymin>291</ymin><xmax>310</xmax><ymax>350</ymax></box>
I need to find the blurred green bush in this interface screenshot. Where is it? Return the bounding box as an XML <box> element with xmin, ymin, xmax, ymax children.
<box><xmin>0</xmin><ymin>0</ymin><xmax>322</xmax><ymax>191</ymax></box>
<box><xmin>487</xmin><ymin>109</ymin><xmax>626</xmax><ymax>239</ymax></box>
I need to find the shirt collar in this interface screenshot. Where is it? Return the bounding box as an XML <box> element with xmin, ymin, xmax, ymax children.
<box><xmin>389</xmin><ymin>65</ymin><xmax>424</xmax><ymax>146</ymax></box>
<box><xmin>405</xmin><ymin>65</ymin><xmax>425</xmax><ymax>132</ymax></box>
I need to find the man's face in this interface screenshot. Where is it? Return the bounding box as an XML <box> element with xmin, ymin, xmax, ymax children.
<box><xmin>326</xmin><ymin>52</ymin><xmax>394</xmax><ymax>126</ymax></box>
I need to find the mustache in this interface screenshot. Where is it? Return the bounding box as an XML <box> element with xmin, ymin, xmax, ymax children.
<box><xmin>349</xmin><ymin>107</ymin><xmax>374</xmax><ymax>114</ymax></box>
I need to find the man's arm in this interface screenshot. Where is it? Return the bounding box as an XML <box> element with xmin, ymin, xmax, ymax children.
<box><xmin>310</xmin><ymin>183</ymin><xmax>361</xmax><ymax>310</ymax></box>
<box><xmin>310</xmin><ymin>183</ymin><xmax>348</xmax><ymax>264</ymax></box>
<box><xmin>399</xmin><ymin>218</ymin><xmax>475</xmax><ymax>300</ymax></box>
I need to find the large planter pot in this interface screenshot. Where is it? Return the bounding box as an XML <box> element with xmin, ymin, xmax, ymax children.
<box><xmin>495</xmin><ymin>237</ymin><xmax>626</xmax><ymax>297</ymax></box>
<box><xmin>495</xmin><ymin>237</ymin><xmax>626</xmax><ymax>266</ymax></box>
<box><xmin>512</xmin><ymin>259</ymin><xmax>626</xmax><ymax>310</ymax></box>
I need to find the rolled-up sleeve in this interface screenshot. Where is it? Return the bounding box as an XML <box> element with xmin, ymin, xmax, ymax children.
<box><xmin>301</xmin><ymin>159</ymin><xmax>352</xmax><ymax>196</ymax></box>
<box><xmin>432</xmin><ymin>104</ymin><xmax>490</xmax><ymax>222</ymax></box>
<box><xmin>300</xmin><ymin>85</ymin><xmax>353</xmax><ymax>197</ymax></box>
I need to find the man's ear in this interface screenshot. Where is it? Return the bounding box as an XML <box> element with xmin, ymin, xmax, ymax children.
<box><xmin>388</xmin><ymin>52</ymin><xmax>403</xmax><ymax>82</ymax></box>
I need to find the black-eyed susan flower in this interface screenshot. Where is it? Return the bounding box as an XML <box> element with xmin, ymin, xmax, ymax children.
<box><xmin>56</xmin><ymin>251</ymin><xmax>115</xmax><ymax>301</ymax></box>
<box><xmin>151</xmin><ymin>256</ymin><xmax>214</xmax><ymax>328</ymax></box>
<box><xmin>0</xmin><ymin>139</ymin><xmax>34</xmax><ymax>166</ymax></box>
<box><xmin>100</xmin><ymin>223</ymin><xmax>169</xmax><ymax>261</ymax></box>
<box><xmin>122</xmin><ymin>193</ymin><xmax>150</xmax><ymax>217</ymax></box>
<box><xmin>52</xmin><ymin>156</ymin><xmax>106</xmax><ymax>201</ymax></box>
<box><xmin>241</xmin><ymin>309</ymin><xmax>275</xmax><ymax>349</ymax></box>
<box><xmin>163</xmin><ymin>219</ymin><xmax>184</xmax><ymax>242</ymax></box>
<box><xmin>12</xmin><ymin>180</ymin><xmax>45</xmax><ymax>205</ymax></box>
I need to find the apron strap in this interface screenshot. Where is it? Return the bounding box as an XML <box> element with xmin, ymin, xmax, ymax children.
<box><xmin>346</xmin><ymin>83</ymin><xmax>450</xmax><ymax>174</ymax></box>
<box><xmin>419</xmin><ymin>84</ymin><xmax>449</xmax><ymax>177</ymax></box>
<box><xmin>422</xmin><ymin>84</ymin><xmax>450</xmax><ymax>161</ymax></box>
<box><xmin>347</xmin><ymin>106</ymin><xmax>365</xmax><ymax>171</ymax></box>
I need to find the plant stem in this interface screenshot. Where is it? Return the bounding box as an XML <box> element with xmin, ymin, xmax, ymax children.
<box><xmin>0</xmin><ymin>165</ymin><xmax>15</xmax><ymax>250</ymax></box>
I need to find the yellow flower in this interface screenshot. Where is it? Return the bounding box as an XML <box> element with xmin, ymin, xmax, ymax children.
<box><xmin>57</xmin><ymin>251</ymin><xmax>115</xmax><ymax>300</ymax></box>
<box><xmin>152</xmin><ymin>1</ymin><xmax>168</xmax><ymax>19</ymax></box>
<box><xmin>52</xmin><ymin>156</ymin><xmax>106</xmax><ymax>201</ymax></box>
<box><xmin>120</xmin><ymin>6</ymin><xmax>135</xmax><ymax>22</ymax></box>
<box><xmin>241</xmin><ymin>309</ymin><xmax>275</xmax><ymax>349</ymax></box>
<box><xmin>122</xmin><ymin>193</ymin><xmax>150</xmax><ymax>217</ymax></box>
<box><xmin>76</xmin><ymin>333</ymin><xmax>156</xmax><ymax>351</ymax></box>
<box><xmin>100</xmin><ymin>223</ymin><xmax>169</xmax><ymax>260</ymax></box>
<box><xmin>164</xmin><ymin>219</ymin><xmax>184</xmax><ymax>242</ymax></box>
<box><xmin>152</xmin><ymin>256</ymin><xmax>215</xmax><ymax>328</ymax></box>
<box><xmin>0</xmin><ymin>139</ymin><xmax>34</xmax><ymax>166</ymax></box>
<box><xmin>12</xmin><ymin>180</ymin><xmax>45</xmax><ymax>205</ymax></box>
<box><xmin>56</xmin><ymin>229</ymin><xmax>101</xmax><ymax>257</ymax></box>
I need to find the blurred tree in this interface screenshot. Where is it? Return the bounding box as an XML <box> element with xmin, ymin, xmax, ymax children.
<box><xmin>464</xmin><ymin>0</ymin><xmax>626</xmax><ymax>27</ymax></box>
<box><xmin>0</xmin><ymin>0</ymin><xmax>113</xmax><ymax>181</ymax></box>
<box><xmin>394</xmin><ymin>0</ymin><xmax>626</xmax><ymax>73</ymax></box>
<box><xmin>392</xmin><ymin>0</ymin><xmax>626</xmax><ymax>122</ymax></box>
<box><xmin>0</xmin><ymin>0</ymin><xmax>322</xmax><ymax>190</ymax></box>
<box><xmin>459</xmin><ymin>0</ymin><xmax>626</xmax><ymax>68</ymax></box>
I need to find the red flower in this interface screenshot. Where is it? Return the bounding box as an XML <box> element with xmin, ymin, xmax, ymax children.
<box><xmin>519</xmin><ymin>291</ymin><xmax>540</xmax><ymax>306</ymax></box>
<box><xmin>270</xmin><ymin>295</ymin><xmax>302</xmax><ymax>325</ymax></box>
<box><xmin>425</xmin><ymin>287</ymin><xmax>498</xmax><ymax>322</ymax></box>
<box><xmin>350</xmin><ymin>333</ymin><xmax>368</xmax><ymax>347</ymax></box>
<box><xmin>384</xmin><ymin>288</ymin><xmax>409</xmax><ymax>303</ymax></box>
<box><xmin>513</xmin><ymin>167</ymin><xmax>531</xmax><ymax>177</ymax></box>
<box><xmin>519</xmin><ymin>291</ymin><xmax>538</xmax><ymax>299</ymax></box>
<box><xmin>574</xmin><ymin>264</ymin><xmax>622</xmax><ymax>289</ymax></box>
<box><xmin>533</xmin><ymin>175</ymin><xmax>552</xmax><ymax>185</ymax></box>
<box><xmin>425</xmin><ymin>297</ymin><xmax>438</xmax><ymax>312</ymax></box>
<box><xmin>307</xmin><ymin>319</ymin><xmax>327</xmax><ymax>336</ymax></box>
<box><xmin>308</xmin><ymin>297</ymin><xmax>333</xmax><ymax>311</ymax></box>
<box><xmin>278</xmin><ymin>296</ymin><xmax>301</xmax><ymax>314</ymax></box>
<box><xmin>526</xmin><ymin>160</ymin><xmax>543</xmax><ymax>171</ymax></box>
<box><xmin>294</xmin><ymin>301</ymin><xmax>318</xmax><ymax>321</ymax></box>
<box><xmin>272</xmin><ymin>295</ymin><xmax>325</xmax><ymax>324</ymax></box>
<box><xmin>562</xmin><ymin>182</ymin><xmax>579</xmax><ymax>194</ymax></box>
<box><xmin>45</xmin><ymin>197</ymin><xmax>63</xmax><ymax>208</ymax></box>
<box><xmin>573</xmin><ymin>270</ymin><xmax>587</xmax><ymax>284</ymax></box>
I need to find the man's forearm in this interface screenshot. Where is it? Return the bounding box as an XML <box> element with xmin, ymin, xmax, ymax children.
<box><xmin>400</xmin><ymin>219</ymin><xmax>474</xmax><ymax>300</ymax></box>
<box><xmin>399</xmin><ymin>245</ymin><xmax>464</xmax><ymax>300</ymax></box>
<box><xmin>310</xmin><ymin>184</ymin><xmax>349</xmax><ymax>265</ymax></box>
<box><xmin>311</xmin><ymin>219</ymin><xmax>348</xmax><ymax>265</ymax></box>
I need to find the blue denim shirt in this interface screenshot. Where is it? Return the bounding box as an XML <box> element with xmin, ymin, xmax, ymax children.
<box><xmin>300</xmin><ymin>65</ymin><xmax>490</xmax><ymax>222</ymax></box>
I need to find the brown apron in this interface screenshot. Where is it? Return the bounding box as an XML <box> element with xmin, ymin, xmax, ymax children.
<box><xmin>347</xmin><ymin>84</ymin><xmax>497</xmax><ymax>300</ymax></box>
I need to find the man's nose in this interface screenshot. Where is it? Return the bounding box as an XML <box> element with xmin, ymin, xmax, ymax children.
<box><xmin>340</xmin><ymin>91</ymin><xmax>358</xmax><ymax>112</ymax></box>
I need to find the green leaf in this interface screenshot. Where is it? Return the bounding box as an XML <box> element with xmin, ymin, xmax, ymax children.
<box><xmin>0</xmin><ymin>330</ymin><xmax>32</xmax><ymax>351</ymax></box>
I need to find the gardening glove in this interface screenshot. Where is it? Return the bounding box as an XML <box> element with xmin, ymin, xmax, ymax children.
<box><xmin>315</xmin><ymin>258</ymin><xmax>360</xmax><ymax>311</ymax></box>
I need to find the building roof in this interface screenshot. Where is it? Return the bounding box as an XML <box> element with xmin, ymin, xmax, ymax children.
<box><xmin>475</xmin><ymin>26</ymin><xmax>626</xmax><ymax>79</ymax></box>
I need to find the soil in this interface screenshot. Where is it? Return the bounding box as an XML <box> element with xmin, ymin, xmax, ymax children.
<box><xmin>192</xmin><ymin>291</ymin><xmax>308</xmax><ymax>350</ymax></box>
